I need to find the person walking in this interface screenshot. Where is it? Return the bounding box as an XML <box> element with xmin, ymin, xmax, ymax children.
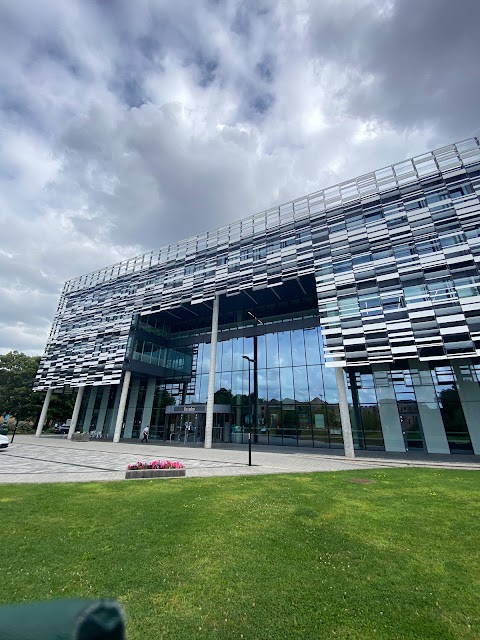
<box><xmin>141</xmin><ymin>425</ymin><xmax>149</xmax><ymax>443</ymax></box>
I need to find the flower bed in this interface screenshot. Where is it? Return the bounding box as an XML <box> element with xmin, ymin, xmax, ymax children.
<box><xmin>125</xmin><ymin>459</ymin><xmax>186</xmax><ymax>480</ymax></box>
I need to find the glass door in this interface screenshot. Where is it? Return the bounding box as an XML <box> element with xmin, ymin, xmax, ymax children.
<box><xmin>213</xmin><ymin>413</ymin><xmax>224</xmax><ymax>442</ymax></box>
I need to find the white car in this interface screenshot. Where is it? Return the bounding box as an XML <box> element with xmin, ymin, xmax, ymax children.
<box><xmin>0</xmin><ymin>433</ymin><xmax>9</xmax><ymax>449</ymax></box>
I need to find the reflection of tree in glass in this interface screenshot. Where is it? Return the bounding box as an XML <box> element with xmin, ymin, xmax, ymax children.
<box><xmin>159</xmin><ymin>390</ymin><xmax>175</xmax><ymax>407</ymax></box>
<box><xmin>438</xmin><ymin>388</ymin><xmax>468</xmax><ymax>434</ymax></box>
<box><xmin>214</xmin><ymin>387</ymin><xmax>234</xmax><ymax>404</ymax></box>
<box><xmin>283</xmin><ymin>410</ymin><xmax>299</xmax><ymax>430</ymax></box>
<box><xmin>360</xmin><ymin>407</ymin><xmax>381</xmax><ymax>432</ymax></box>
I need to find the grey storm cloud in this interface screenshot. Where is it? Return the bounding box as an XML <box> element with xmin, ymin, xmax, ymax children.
<box><xmin>308</xmin><ymin>0</ymin><xmax>480</xmax><ymax>135</ymax></box>
<box><xmin>0</xmin><ymin>0</ymin><xmax>478</xmax><ymax>354</ymax></box>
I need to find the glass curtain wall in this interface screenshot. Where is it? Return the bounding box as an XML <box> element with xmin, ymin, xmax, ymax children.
<box><xmin>348</xmin><ymin>361</ymin><xmax>476</xmax><ymax>453</ymax></box>
<box><xmin>179</xmin><ymin>326</ymin><xmax>344</xmax><ymax>448</ymax></box>
<box><xmin>431</xmin><ymin>364</ymin><xmax>474</xmax><ymax>452</ymax></box>
<box><xmin>76</xmin><ymin>355</ymin><xmax>479</xmax><ymax>452</ymax></box>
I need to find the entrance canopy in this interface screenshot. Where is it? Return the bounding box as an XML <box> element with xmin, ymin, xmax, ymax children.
<box><xmin>138</xmin><ymin>273</ymin><xmax>319</xmax><ymax>346</ymax></box>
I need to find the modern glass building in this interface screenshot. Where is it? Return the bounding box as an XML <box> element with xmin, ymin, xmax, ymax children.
<box><xmin>35</xmin><ymin>137</ymin><xmax>480</xmax><ymax>456</ymax></box>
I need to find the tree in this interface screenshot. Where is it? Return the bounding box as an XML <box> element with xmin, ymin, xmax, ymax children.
<box><xmin>48</xmin><ymin>391</ymin><xmax>76</xmax><ymax>425</ymax></box>
<box><xmin>0</xmin><ymin>351</ymin><xmax>74</xmax><ymax>426</ymax></box>
<box><xmin>0</xmin><ymin>351</ymin><xmax>43</xmax><ymax>422</ymax></box>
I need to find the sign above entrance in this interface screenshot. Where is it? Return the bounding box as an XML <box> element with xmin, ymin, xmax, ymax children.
<box><xmin>170</xmin><ymin>404</ymin><xmax>205</xmax><ymax>414</ymax></box>
<box><xmin>166</xmin><ymin>404</ymin><xmax>231</xmax><ymax>415</ymax></box>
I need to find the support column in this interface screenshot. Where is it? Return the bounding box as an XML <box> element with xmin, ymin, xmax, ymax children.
<box><xmin>35</xmin><ymin>388</ymin><xmax>52</xmax><ymax>438</ymax></box>
<box><xmin>96</xmin><ymin>386</ymin><xmax>110</xmax><ymax>436</ymax></box>
<box><xmin>124</xmin><ymin>378</ymin><xmax>140</xmax><ymax>438</ymax></box>
<box><xmin>410</xmin><ymin>360</ymin><xmax>450</xmax><ymax>454</ymax></box>
<box><xmin>253</xmin><ymin>333</ymin><xmax>258</xmax><ymax>444</ymax></box>
<box><xmin>67</xmin><ymin>387</ymin><xmax>85</xmax><ymax>440</ymax></box>
<box><xmin>452</xmin><ymin>360</ymin><xmax>480</xmax><ymax>454</ymax></box>
<box><xmin>140</xmin><ymin>377</ymin><xmax>156</xmax><ymax>436</ymax></box>
<box><xmin>106</xmin><ymin>384</ymin><xmax>122</xmax><ymax>438</ymax></box>
<box><xmin>348</xmin><ymin>370</ymin><xmax>365</xmax><ymax>448</ymax></box>
<box><xmin>372</xmin><ymin>364</ymin><xmax>406</xmax><ymax>452</ymax></box>
<box><xmin>205</xmin><ymin>295</ymin><xmax>219</xmax><ymax>449</ymax></box>
<box><xmin>82</xmin><ymin>387</ymin><xmax>98</xmax><ymax>433</ymax></box>
<box><xmin>335</xmin><ymin>366</ymin><xmax>355</xmax><ymax>458</ymax></box>
<box><xmin>113</xmin><ymin>371</ymin><xmax>131</xmax><ymax>443</ymax></box>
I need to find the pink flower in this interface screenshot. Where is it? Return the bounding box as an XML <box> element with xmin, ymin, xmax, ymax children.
<box><xmin>126</xmin><ymin>458</ymin><xmax>184</xmax><ymax>471</ymax></box>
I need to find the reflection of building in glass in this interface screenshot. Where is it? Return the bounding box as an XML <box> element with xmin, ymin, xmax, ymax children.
<box><xmin>35</xmin><ymin>137</ymin><xmax>480</xmax><ymax>455</ymax></box>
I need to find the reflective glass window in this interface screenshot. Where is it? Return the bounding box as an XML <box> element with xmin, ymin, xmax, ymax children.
<box><xmin>293</xmin><ymin>366</ymin><xmax>309</xmax><ymax>402</ymax></box>
<box><xmin>243</xmin><ymin>336</ymin><xmax>254</xmax><ymax>363</ymax></box>
<box><xmin>200</xmin><ymin>343</ymin><xmax>211</xmax><ymax>374</ymax></box>
<box><xmin>232</xmin><ymin>338</ymin><xmax>244</xmax><ymax>371</ymax></box>
<box><xmin>221</xmin><ymin>340</ymin><xmax>232</xmax><ymax>372</ymax></box>
<box><xmin>312</xmin><ymin>403</ymin><xmax>328</xmax><ymax>444</ymax></box>
<box><xmin>256</xmin><ymin>335</ymin><xmax>267</xmax><ymax>369</ymax></box>
<box><xmin>220</xmin><ymin>371</ymin><xmax>232</xmax><ymax>394</ymax></box>
<box><xmin>198</xmin><ymin>374</ymin><xmax>209</xmax><ymax>402</ymax></box>
<box><xmin>267</xmin><ymin>368</ymin><xmax>280</xmax><ymax>401</ymax></box>
<box><xmin>280</xmin><ymin>367</ymin><xmax>295</xmax><ymax>402</ymax></box>
<box><xmin>278</xmin><ymin>331</ymin><xmax>292</xmax><ymax>367</ymax></box>
<box><xmin>215</xmin><ymin>342</ymin><xmax>222</xmax><ymax>373</ymax></box>
<box><xmin>291</xmin><ymin>330</ymin><xmax>306</xmax><ymax>366</ymax></box>
<box><xmin>307</xmin><ymin>366</ymin><xmax>324</xmax><ymax>402</ymax></box>
<box><xmin>257</xmin><ymin>369</ymin><xmax>267</xmax><ymax>402</ymax></box>
<box><xmin>266</xmin><ymin>333</ymin><xmax>279</xmax><ymax>368</ymax></box>
<box><xmin>322</xmin><ymin>368</ymin><xmax>339</xmax><ymax>403</ymax></box>
<box><xmin>304</xmin><ymin>328</ymin><xmax>321</xmax><ymax>365</ymax></box>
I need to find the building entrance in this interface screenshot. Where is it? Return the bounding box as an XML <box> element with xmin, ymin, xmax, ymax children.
<box><xmin>167</xmin><ymin>411</ymin><xmax>204</xmax><ymax>443</ymax></box>
<box><xmin>165</xmin><ymin>404</ymin><xmax>231</xmax><ymax>444</ymax></box>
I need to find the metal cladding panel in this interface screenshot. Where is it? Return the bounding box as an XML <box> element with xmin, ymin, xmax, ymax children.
<box><xmin>35</xmin><ymin>137</ymin><xmax>480</xmax><ymax>389</ymax></box>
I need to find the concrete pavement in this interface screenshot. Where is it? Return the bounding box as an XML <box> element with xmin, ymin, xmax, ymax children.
<box><xmin>0</xmin><ymin>435</ymin><xmax>478</xmax><ymax>484</ymax></box>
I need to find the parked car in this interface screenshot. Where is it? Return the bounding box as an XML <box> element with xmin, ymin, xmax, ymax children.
<box><xmin>53</xmin><ymin>424</ymin><xmax>69</xmax><ymax>434</ymax></box>
<box><xmin>0</xmin><ymin>433</ymin><xmax>9</xmax><ymax>449</ymax></box>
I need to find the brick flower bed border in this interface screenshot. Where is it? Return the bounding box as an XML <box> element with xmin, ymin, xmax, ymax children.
<box><xmin>125</xmin><ymin>468</ymin><xmax>186</xmax><ymax>479</ymax></box>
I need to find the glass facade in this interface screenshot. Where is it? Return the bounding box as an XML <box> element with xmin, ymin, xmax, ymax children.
<box><xmin>177</xmin><ymin>327</ymin><xmax>343</xmax><ymax>448</ymax></box>
<box><xmin>76</xmin><ymin>322</ymin><xmax>479</xmax><ymax>454</ymax></box>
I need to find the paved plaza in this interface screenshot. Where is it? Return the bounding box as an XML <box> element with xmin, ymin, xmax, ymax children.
<box><xmin>0</xmin><ymin>435</ymin><xmax>479</xmax><ymax>484</ymax></box>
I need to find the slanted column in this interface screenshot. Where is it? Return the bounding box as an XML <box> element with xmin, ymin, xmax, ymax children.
<box><xmin>82</xmin><ymin>387</ymin><xmax>98</xmax><ymax>433</ymax></box>
<box><xmin>106</xmin><ymin>384</ymin><xmax>122</xmax><ymax>438</ymax></box>
<box><xmin>335</xmin><ymin>366</ymin><xmax>355</xmax><ymax>458</ymax></box>
<box><xmin>409</xmin><ymin>360</ymin><xmax>450</xmax><ymax>454</ymax></box>
<box><xmin>113</xmin><ymin>371</ymin><xmax>131</xmax><ymax>443</ymax></box>
<box><xmin>452</xmin><ymin>360</ymin><xmax>480</xmax><ymax>454</ymax></box>
<box><xmin>35</xmin><ymin>388</ymin><xmax>52</xmax><ymax>437</ymax></box>
<box><xmin>140</xmin><ymin>377</ymin><xmax>156</xmax><ymax>437</ymax></box>
<box><xmin>96</xmin><ymin>386</ymin><xmax>110</xmax><ymax>436</ymax></box>
<box><xmin>67</xmin><ymin>387</ymin><xmax>85</xmax><ymax>440</ymax></box>
<box><xmin>124</xmin><ymin>378</ymin><xmax>140</xmax><ymax>438</ymax></box>
<box><xmin>372</xmin><ymin>364</ymin><xmax>406</xmax><ymax>453</ymax></box>
<box><xmin>205</xmin><ymin>295</ymin><xmax>219</xmax><ymax>449</ymax></box>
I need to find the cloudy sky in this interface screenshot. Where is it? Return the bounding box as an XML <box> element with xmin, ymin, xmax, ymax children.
<box><xmin>1</xmin><ymin>0</ymin><xmax>479</xmax><ymax>355</ymax></box>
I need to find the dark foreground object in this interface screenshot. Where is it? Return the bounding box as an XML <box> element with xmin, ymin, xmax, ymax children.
<box><xmin>0</xmin><ymin>598</ymin><xmax>125</xmax><ymax>640</ymax></box>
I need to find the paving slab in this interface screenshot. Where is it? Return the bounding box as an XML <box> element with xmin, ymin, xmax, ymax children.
<box><xmin>0</xmin><ymin>435</ymin><xmax>478</xmax><ymax>484</ymax></box>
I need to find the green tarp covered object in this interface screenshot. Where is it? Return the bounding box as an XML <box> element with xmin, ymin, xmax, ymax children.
<box><xmin>0</xmin><ymin>598</ymin><xmax>125</xmax><ymax>640</ymax></box>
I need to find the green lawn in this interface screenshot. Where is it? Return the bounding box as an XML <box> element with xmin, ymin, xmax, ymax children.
<box><xmin>1</xmin><ymin>469</ymin><xmax>479</xmax><ymax>639</ymax></box>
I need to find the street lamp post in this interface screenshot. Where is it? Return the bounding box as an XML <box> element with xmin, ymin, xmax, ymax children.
<box><xmin>242</xmin><ymin>355</ymin><xmax>255</xmax><ymax>466</ymax></box>
<box><xmin>247</xmin><ymin>311</ymin><xmax>263</xmax><ymax>445</ymax></box>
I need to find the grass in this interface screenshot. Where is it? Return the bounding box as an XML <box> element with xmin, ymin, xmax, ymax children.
<box><xmin>1</xmin><ymin>469</ymin><xmax>479</xmax><ymax>639</ymax></box>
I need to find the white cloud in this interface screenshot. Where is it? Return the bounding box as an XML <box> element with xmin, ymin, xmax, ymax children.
<box><xmin>0</xmin><ymin>0</ymin><xmax>478</xmax><ymax>354</ymax></box>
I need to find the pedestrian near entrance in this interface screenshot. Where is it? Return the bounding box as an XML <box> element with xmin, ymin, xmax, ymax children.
<box><xmin>141</xmin><ymin>426</ymin><xmax>149</xmax><ymax>443</ymax></box>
